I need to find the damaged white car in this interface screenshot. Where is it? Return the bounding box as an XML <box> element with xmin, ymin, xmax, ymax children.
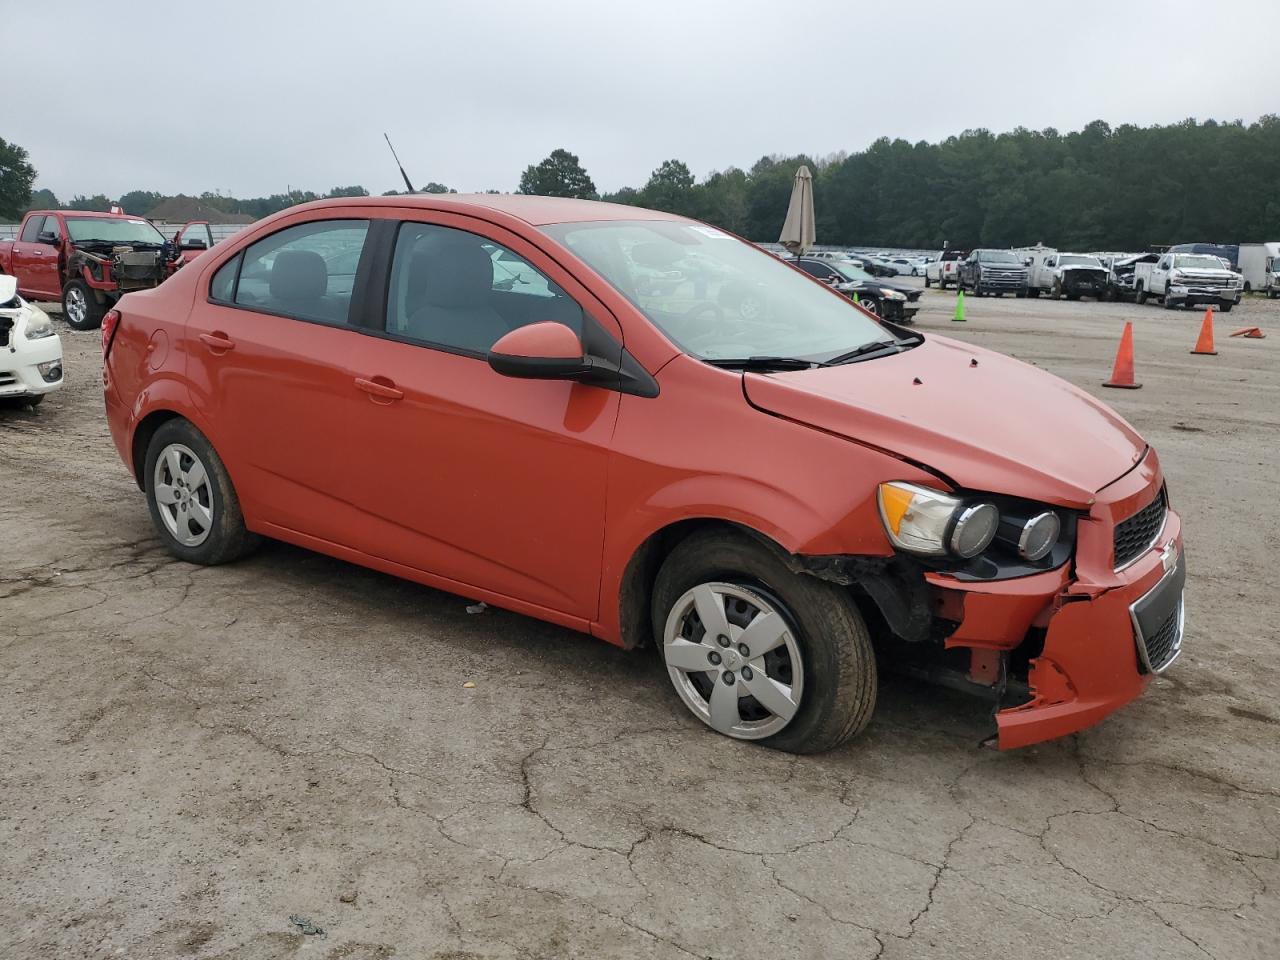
<box><xmin>0</xmin><ymin>275</ymin><xmax>63</xmax><ymax>407</ymax></box>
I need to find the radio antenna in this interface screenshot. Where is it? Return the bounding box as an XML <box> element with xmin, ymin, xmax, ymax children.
<box><xmin>384</xmin><ymin>133</ymin><xmax>415</xmax><ymax>194</ymax></box>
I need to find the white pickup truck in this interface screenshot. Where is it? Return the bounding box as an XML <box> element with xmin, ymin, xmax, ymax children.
<box><xmin>1026</xmin><ymin>251</ymin><xmax>1109</xmax><ymax>300</ymax></box>
<box><xmin>1133</xmin><ymin>253</ymin><xmax>1243</xmax><ymax>312</ymax></box>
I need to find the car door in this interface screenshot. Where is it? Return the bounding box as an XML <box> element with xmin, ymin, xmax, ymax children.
<box><xmin>1154</xmin><ymin>256</ymin><xmax>1172</xmax><ymax>293</ymax></box>
<box><xmin>335</xmin><ymin>214</ymin><xmax>622</xmax><ymax>621</ymax></box>
<box><xmin>175</xmin><ymin>221</ymin><xmax>214</xmax><ymax>262</ymax></box>
<box><xmin>185</xmin><ymin>216</ymin><xmax>381</xmax><ymax>544</ymax></box>
<box><xmin>10</xmin><ymin>216</ymin><xmax>62</xmax><ymax>299</ymax></box>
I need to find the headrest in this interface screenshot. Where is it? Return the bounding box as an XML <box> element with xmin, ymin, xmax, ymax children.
<box><xmin>269</xmin><ymin>250</ymin><xmax>327</xmax><ymax>301</ymax></box>
<box><xmin>415</xmin><ymin>238</ymin><xmax>494</xmax><ymax>308</ymax></box>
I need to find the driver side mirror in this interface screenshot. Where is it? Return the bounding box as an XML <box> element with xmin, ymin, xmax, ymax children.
<box><xmin>488</xmin><ymin>322</ymin><xmax>591</xmax><ymax>380</ymax></box>
<box><xmin>37</xmin><ymin>231</ymin><xmax>58</xmax><ymax>245</ymax></box>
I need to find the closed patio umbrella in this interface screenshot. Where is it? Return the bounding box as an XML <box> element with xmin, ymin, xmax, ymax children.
<box><xmin>778</xmin><ymin>165</ymin><xmax>815</xmax><ymax>256</ymax></box>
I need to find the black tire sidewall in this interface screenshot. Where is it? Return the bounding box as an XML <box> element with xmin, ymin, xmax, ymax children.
<box><xmin>651</xmin><ymin>530</ymin><xmax>876</xmax><ymax>754</ymax></box>
<box><xmin>144</xmin><ymin>419</ymin><xmax>254</xmax><ymax>565</ymax></box>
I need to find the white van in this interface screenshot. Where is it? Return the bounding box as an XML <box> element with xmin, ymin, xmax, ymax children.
<box><xmin>1238</xmin><ymin>242</ymin><xmax>1280</xmax><ymax>298</ymax></box>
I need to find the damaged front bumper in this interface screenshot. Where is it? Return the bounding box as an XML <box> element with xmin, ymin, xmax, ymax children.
<box><xmin>926</xmin><ymin>453</ymin><xmax>1183</xmax><ymax>749</ymax></box>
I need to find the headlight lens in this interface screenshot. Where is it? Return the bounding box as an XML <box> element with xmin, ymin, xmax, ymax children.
<box><xmin>1015</xmin><ymin>512</ymin><xmax>1060</xmax><ymax>561</ymax></box>
<box><xmin>23</xmin><ymin>308</ymin><xmax>55</xmax><ymax>340</ymax></box>
<box><xmin>879</xmin><ymin>288</ymin><xmax>906</xmax><ymax>300</ymax></box>
<box><xmin>877</xmin><ymin>482</ymin><xmax>999</xmax><ymax>558</ymax></box>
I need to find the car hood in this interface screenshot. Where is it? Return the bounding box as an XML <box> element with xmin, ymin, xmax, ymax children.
<box><xmin>744</xmin><ymin>335</ymin><xmax>1146</xmax><ymax>507</ymax></box>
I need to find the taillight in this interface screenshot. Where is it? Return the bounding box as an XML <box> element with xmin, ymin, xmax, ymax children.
<box><xmin>102</xmin><ymin>309</ymin><xmax>121</xmax><ymax>357</ymax></box>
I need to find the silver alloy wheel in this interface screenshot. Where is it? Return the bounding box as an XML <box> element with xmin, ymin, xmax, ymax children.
<box><xmin>662</xmin><ymin>582</ymin><xmax>805</xmax><ymax>740</ymax></box>
<box><xmin>860</xmin><ymin>297</ymin><xmax>880</xmax><ymax>315</ymax></box>
<box><xmin>152</xmin><ymin>442</ymin><xmax>214</xmax><ymax>547</ymax></box>
<box><xmin>65</xmin><ymin>287</ymin><xmax>87</xmax><ymax>325</ymax></box>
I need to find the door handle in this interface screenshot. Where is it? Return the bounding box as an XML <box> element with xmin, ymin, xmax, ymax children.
<box><xmin>354</xmin><ymin>376</ymin><xmax>404</xmax><ymax>402</ymax></box>
<box><xmin>199</xmin><ymin>332</ymin><xmax>235</xmax><ymax>353</ymax></box>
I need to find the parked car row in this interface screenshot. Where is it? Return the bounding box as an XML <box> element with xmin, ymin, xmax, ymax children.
<box><xmin>788</xmin><ymin>256</ymin><xmax>922</xmax><ymax>322</ymax></box>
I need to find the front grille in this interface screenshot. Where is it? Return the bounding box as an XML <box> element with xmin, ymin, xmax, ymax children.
<box><xmin>0</xmin><ymin>372</ymin><xmax>16</xmax><ymax>386</ymax></box>
<box><xmin>1137</xmin><ymin>598</ymin><xmax>1183</xmax><ymax>673</ymax></box>
<box><xmin>1114</xmin><ymin>489</ymin><xmax>1167</xmax><ymax>568</ymax></box>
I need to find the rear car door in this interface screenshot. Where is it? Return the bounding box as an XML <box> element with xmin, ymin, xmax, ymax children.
<box><xmin>335</xmin><ymin>214</ymin><xmax>622</xmax><ymax>620</ymax></box>
<box><xmin>185</xmin><ymin>216</ymin><xmax>379</xmax><ymax>543</ymax></box>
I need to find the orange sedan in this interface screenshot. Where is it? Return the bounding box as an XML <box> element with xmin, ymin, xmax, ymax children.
<box><xmin>103</xmin><ymin>195</ymin><xmax>1184</xmax><ymax>752</ymax></box>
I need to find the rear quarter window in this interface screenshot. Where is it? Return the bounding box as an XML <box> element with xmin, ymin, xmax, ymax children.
<box><xmin>210</xmin><ymin>254</ymin><xmax>240</xmax><ymax>302</ymax></box>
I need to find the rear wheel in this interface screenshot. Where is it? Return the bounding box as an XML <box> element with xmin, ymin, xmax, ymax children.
<box><xmin>652</xmin><ymin>530</ymin><xmax>877</xmax><ymax>754</ymax></box>
<box><xmin>924</xmin><ymin>274</ymin><xmax>933</xmax><ymax>288</ymax></box>
<box><xmin>144</xmin><ymin>419</ymin><xmax>260</xmax><ymax>565</ymax></box>
<box><xmin>1136</xmin><ymin>284</ymin><xmax>1148</xmax><ymax>305</ymax></box>
<box><xmin>62</xmin><ymin>280</ymin><xmax>105</xmax><ymax>331</ymax></box>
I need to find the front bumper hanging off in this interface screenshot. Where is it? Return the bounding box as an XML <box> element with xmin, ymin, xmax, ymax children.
<box><xmin>927</xmin><ymin>454</ymin><xmax>1183</xmax><ymax>749</ymax></box>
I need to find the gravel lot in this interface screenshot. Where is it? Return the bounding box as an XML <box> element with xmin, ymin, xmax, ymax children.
<box><xmin>2</xmin><ymin>288</ymin><xmax>1277</xmax><ymax>960</ymax></box>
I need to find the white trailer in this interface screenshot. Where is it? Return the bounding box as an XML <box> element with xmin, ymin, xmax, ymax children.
<box><xmin>1238</xmin><ymin>242</ymin><xmax>1280</xmax><ymax>298</ymax></box>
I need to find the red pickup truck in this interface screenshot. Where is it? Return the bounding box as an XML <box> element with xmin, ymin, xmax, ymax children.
<box><xmin>0</xmin><ymin>210</ymin><xmax>214</xmax><ymax>330</ymax></box>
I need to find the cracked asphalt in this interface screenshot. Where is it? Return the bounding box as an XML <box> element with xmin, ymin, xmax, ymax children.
<box><xmin>2</xmin><ymin>289</ymin><xmax>1278</xmax><ymax>959</ymax></box>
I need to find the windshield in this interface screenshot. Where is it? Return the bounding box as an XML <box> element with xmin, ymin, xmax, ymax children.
<box><xmin>541</xmin><ymin>220</ymin><xmax>887</xmax><ymax>362</ymax></box>
<box><xmin>1174</xmin><ymin>255</ymin><xmax>1226</xmax><ymax>270</ymax></box>
<box><xmin>66</xmin><ymin>217</ymin><xmax>166</xmax><ymax>245</ymax></box>
<box><xmin>977</xmin><ymin>250</ymin><xmax>1019</xmax><ymax>263</ymax></box>
<box><xmin>1059</xmin><ymin>255</ymin><xmax>1103</xmax><ymax>268</ymax></box>
<box><xmin>832</xmin><ymin>261</ymin><xmax>874</xmax><ymax>282</ymax></box>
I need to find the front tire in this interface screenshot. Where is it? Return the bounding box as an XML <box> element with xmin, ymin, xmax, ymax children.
<box><xmin>62</xmin><ymin>279</ymin><xmax>105</xmax><ymax>331</ymax></box>
<box><xmin>1220</xmin><ymin>301</ymin><xmax>1233</xmax><ymax>313</ymax></box>
<box><xmin>652</xmin><ymin>530</ymin><xmax>877</xmax><ymax>754</ymax></box>
<box><xmin>144</xmin><ymin>419</ymin><xmax>260</xmax><ymax>565</ymax></box>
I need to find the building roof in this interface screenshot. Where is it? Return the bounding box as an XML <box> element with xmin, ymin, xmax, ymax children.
<box><xmin>145</xmin><ymin>195</ymin><xmax>256</xmax><ymax>224</ymax></box>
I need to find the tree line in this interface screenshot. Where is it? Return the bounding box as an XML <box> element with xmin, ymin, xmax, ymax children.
<box><xmin>6</xmin><ymin>116</ymin><xmax>1279</xmax><ymax>250</ymax></box>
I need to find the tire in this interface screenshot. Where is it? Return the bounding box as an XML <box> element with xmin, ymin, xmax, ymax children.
<box><xmin>859</xmin><ymin>297</ymin><xmax>881</xmax><ymax>316</ymax></box>
<box><xmin>1066</xmin><ymin>293</ymin><xmax>1080</xmax><ymax>301</ymax></box>
<box><xmin>1135</xmin><ymin>285</ymin><xmax>1148</xmax><ymax>306</ymax></box>
<box><xmin>652</xmin><ymin>529</ymin><xmax>877</xmax><ymax>754</ymax></box>
<box><xmin>924</xmin><ymin>274</ymin><xmax>933</xmax><ymax>288</ymax></box>
<box><xmin>1163</xmin><ymin>295</ymin><xmax>1179</xmax><ymax>310</ymax></box>
<box><xmin>62</xmin><ymin>279</ymin><xmax>105</xmax><ymax>331</ymax></box>
<box><xmin>144</xmin><ymin>419</ymin><xmax>260</xmax><ymax>565</ymax></box>
<box><xmin>1027</xmin><ymin>287</ymin><xmax>1040</xmax><ymax>298</ymax></box>
<box><xmin>1220</xmin><ymin>301</ymin><xmax>1233</xmax><ymax>313</ymax></box>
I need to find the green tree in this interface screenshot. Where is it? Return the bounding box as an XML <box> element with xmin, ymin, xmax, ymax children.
<box><xmin>24</xmin><ymin>187</ymin><xmax>60</xmax><ymax>213</ymax></box>
<box><xmin>66</xmin><ymin>194</ymin><xmax>113</xmax><ymax>212</ymax></box>
<box><xmin>421</xmin><ymin>182</ymin><xmax>455</xmax><ymax>194</ymax></box>
<box><xmin>117</xmin><ymin>190</ymin><xmax>165</xmax><ymax>216</ymax></box>
<box><xmin>640</xmin><ymin>159</ymin><xmax>696</xmax><ymax>215</ymax></box>
<box><xmin>325</xmin><ymin>185</ymin><xmax>370</xmax><ymax>198</ymax></box>
<box><xmin>517</xmin><ymin>149</ymin><xmax>598</xmax><ymax>199</ymax></box>
<box><xmin>0</xmin><ymin>137</ymin><xmax>37</xmax><ymax>220</ymax></box>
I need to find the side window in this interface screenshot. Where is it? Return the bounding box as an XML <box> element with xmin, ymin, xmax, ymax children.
<box><xmin>386</xmin><ymin>222</ymin><xmax>583</xmax><ymax>355</ymax></box>
<box><xmin>233</xmin><ymin>220</ymin><xmax>369</xmax><ymax>325</ymax></box>
<box><xmin>209</xmin><ymin>253</ymin><xmax>240</xmax><ymax>302</ymax></box>
<box><xmin>1046</xmin><ymin>257</ymin><xmax>1056</xmax><ymax>267</ymax></box>
<box><xmin>181</xmin><ymin>223</ymin><xmax>213</xmax><ymax>249</ymax></box>
<box><xmin>795</xmin><ymin>261</ymin><xmax>824</xmax><ymax>278</ymax></box>
<box><xmin>19</xmin><ymin>216</ymin><xmax>44</xmax><ymax>243</ymax></box>
<box><xmin>44</xmin><ymin>217</ymin><xmax>62</xmax><ymax>243</ymax></box>
<box><xmin>1159</xmin><ymin>257</ymin><xmax>1171</xmax><ymax>270</ymax></box>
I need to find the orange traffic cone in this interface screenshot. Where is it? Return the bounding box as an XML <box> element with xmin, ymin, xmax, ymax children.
<box><xmin>1103</xmin><ymin>322</ymin><xmax>1142</xmax><ymax>389</ymax></box>
<box><xmin>1230</xmin><ymin>326</ymin><xmax>1266</xmax><ymax>339</ymax></box>
<box><xmin>1190</xmin><ymin>307</ymin><xmax>1217</xmax><ymax>355</ymax></box>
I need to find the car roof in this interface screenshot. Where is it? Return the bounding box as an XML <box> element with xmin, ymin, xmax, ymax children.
<box><xmin>294</xmin><ymin>193</ymin><xmax>687</xmax><ymax>227</ymax></box>
<box><xmin>43</xmin><ymin>210</ymin><xmax>142</xmax><ymax>220</ymax></box>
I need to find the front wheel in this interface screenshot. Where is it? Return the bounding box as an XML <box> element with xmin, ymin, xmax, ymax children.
<box><xmin>1163</xmin><ymin>295</ymin><xmax>1179</xmax><ymax>310</ymax></box>
<box><xmin>144</xmin><ymin>419</ymin><xmax>260</xmax><ymax>565</ymax></box>
<box><xmin>652</xmin><ymin>530</ymin><xmax>876</xmax><ymax>754</ymax></box>
<box><xmin>62</xmin><ymin>279</ymin><xmax>105</xmax><ymax>331</ymax></box>
<box><xmin>1219</xmin><ymin>301</ymin><xmax>1234</xmax><ymax>313</ymax></box>
<box><xmin>858</xmin><ymin>297</ymin><xmax>881</xmax><ymax>316</ymax></box>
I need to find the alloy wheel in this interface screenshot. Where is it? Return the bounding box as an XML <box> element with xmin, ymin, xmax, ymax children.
<box><xmin>65</xmin><ymin>287</ymin><xmax>87</xmax><ymax>325</ymax></box>
<box><xmin>152</xmin><ymin>442</ymin><xmax>214</xmax><ymax>547</ymax></box>
<box><xmin>662</xmin><ymin>582</ymin><xmax>804</xmax><ymax>740</ymax></box>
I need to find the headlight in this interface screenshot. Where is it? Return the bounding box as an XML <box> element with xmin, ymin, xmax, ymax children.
<box><xmin>877</xmin><ymin>482</ymin><xmax>999</xmax><ymax>558</ymax></box>
<box><xmin>23</xmin><ymin>308</ymin><xmax>56</xmax><ymax>340</ymax></box>
<box><xmin>999</xmin><ymin>511</ymin><xmax>1061</xmax><ymax>561</ymax></box>
<box><xmin>1169</xmin><ymin>270</ymin><xmax>1183</xmax><ymax>280</ymax></box>
<box><xmin>879</xmin><ymin>288</ymin><xmax>906</xmax><ymax>300</ymax></box>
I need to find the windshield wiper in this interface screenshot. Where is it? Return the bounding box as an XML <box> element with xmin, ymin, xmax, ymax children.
<box><xmin>826</xmin><ymin>338</ymin><xmax>915</xmax><ymax>365</ymax></box>
<box><xmin>704</xmin><ymin>356</ymin><xmax>824</xmax><ymax>371</ymax></box>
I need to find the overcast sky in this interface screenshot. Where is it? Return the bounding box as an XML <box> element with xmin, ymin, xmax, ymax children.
<box><xmin>7</xmin><ymin>0</ymin><xmax>1279</xmax><ymax>200</ymax></box>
